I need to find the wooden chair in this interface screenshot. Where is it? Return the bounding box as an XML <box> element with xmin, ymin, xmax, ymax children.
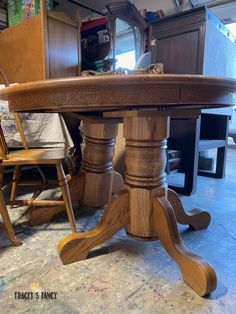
<box><xmin>0</xmin><ymin>70</ymin><xmax>77</xmax><ymax>246</ymax></box>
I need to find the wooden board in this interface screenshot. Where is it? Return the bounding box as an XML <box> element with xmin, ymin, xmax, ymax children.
<box><xmin>47</xmin><ymin>12</ymin><xmax>80</xmax><ymax>78</ymax></box>
<box><xmin>0</xmin><ymin>15</ymin><xmax>46</xmax><ymax>83</ymax></box>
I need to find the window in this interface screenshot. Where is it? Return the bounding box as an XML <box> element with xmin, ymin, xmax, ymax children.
<box><xmin>114</xmin><ymin>18</ymin><xmax>139</xmax><ymax>70</ymax></box>
<box><xmin>115</xmin><ymin>50</ymin><xmax>136</xmax><ymax>69</ymax></box>
<box><xmin>225</xmin><ymin>22</ymin><xmax>236</xmax><ymax>37</ymax></box>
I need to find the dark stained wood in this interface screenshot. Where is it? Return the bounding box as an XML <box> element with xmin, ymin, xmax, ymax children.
<box><xmin>47</xmin><ymin>12</ymin><xmax>80</xmax><ymax>78</ymax></box>
<box><xmin>198</xmin><ymin>113</ymin><xmax>229</xmax><ymax>178</ymax></box>
<box><xmin>151</xmin><ymin>6</ymin><xmax>236</xmax><ymax>195</ymax></box>
<box><xmin>106</xmin><ymin>1</ymin><xmax>149</xmax><ymax>62</ymax></box>
<box><xmin>155</xmin><ymin>30</ymin><xmax>199</xmax><ymax>74</ymax></box>
<box><xmin>168</xmin><ymin>117</ymin><xmax>201</xmax><ymax>195</ymax></box>
<box><xmin>151</xmin><ymin>6</ymin><xmax>236</xmax><ymax>77</ymax></box>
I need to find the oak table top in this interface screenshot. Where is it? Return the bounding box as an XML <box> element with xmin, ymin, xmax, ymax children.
<box><xmin>1</xmin><ymin>74</ymin><xmax>236</xmax><ymax>298</ymax></box>
<box><xmin>0</xmin><ymin>74</ymin><xmax>235</xmax><ymax>112</ymax></box>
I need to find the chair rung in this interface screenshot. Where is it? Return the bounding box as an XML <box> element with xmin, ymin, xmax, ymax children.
<box><xmin>1</xmin><ymin>180</ymin><xmax>16</xmax><ymax>191</ymax></box>
<box><xmin>7</xmin><ymin>200</ymin><xmax>65</xmax><ymax>206</ymax></box>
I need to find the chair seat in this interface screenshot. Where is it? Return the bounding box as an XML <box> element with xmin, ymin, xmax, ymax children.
<box><xmin>0</xmin><ymin>69</ymin><xmax>76</xmax><ymax>246</ymax></box>
<box><xmin>2</xmin><ymin>148</ymin><xmax>67</xmax><ymax>166</ymax></box>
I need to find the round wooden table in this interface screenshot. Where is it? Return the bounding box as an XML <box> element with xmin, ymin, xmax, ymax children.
<box><xmin>1</xmin><ymin>74</ymin><xmax>236</xmax><ymax>297</ymax></box>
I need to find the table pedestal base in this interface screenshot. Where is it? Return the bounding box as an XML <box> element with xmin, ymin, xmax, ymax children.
<box><xmin>58</xmin><ymin>116</ymin><xmax>216</xmax><ymax>297</ymax></box>
<box><xmin>58</xmin><ymin>186</ymin><xmax>215</xmax><ymax>296</ymax></box>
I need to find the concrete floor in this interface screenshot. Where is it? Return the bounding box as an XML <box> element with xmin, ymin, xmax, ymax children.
<box><xmin>0</xmin><ymin>148</ymin><xmax>236</xmax><ymax>314</ymax></box>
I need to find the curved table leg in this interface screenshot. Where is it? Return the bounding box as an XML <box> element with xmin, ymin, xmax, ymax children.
<box><xmin>27</xmin><ymin>173</ymin><xmax>85</xmax><ymax>225</ymax></box>
<box><xmin>168</xmin><ymin>189</ymin><xmax>211</xmax><ymax>230</ymax></box>
<box><xmin>152</xmin><ymin>196</ymin><xmax>216</xmax><ymax>297</ymax></box>
<box><xmin>55</xmin><ymin>115</ymin><xmax>216</xmax><ymax>297</ymax></box>
<box><xmin>58</xmin><ymin>190</ymin><xmax>129</xmax><ymax>264</ymax></box>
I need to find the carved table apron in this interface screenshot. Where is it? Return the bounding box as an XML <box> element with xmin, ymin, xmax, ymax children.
<box><xmin>1</xmin><ymin>74</ymin><xmax>236</xmax><ymax>296</ymax></box>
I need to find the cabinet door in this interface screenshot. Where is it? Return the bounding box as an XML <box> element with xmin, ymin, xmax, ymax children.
<box><xmin>47</xmin><ymin>13</ymin><xmax>80</xmax><ymax>78</ymax></box>
<box><xmin>156</xmin><ymin>31</ymin><xmax>199</xmax><ymax>74</ymax></box>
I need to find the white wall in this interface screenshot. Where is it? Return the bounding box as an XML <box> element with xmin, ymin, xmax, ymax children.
<box><xmin>211</xmin><ymin>1</ymin><xmax>236</xmax><ymax>23</ymax></box>
<box><xmin>56</xmin><ymin>0</ymin><xmax>236</xmax><ymax>23</ymax></box>
<box><xmin>55</xmin><ymin>0</ymin><xmax>83</xmax><ymax>19</ymax></box>
<box><xmin>128</xmin><ymin>0</ymin><xmax>176</xmax><ymax>15</ymax></box>
<box><xmin>102</xmin><ymin>0</ymin><xmax>177</xmax><ymax>15</ymax></box>
<box><xmin>56</xmin><ymin>0</ymin><xmax>179</xmax><ymax>18</ymax></box>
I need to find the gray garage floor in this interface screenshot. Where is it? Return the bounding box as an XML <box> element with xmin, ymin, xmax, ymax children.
<box><xmin>0</xmin><ymin>148</ymin><xmax>236</xmax><ymax>314</ymax></box>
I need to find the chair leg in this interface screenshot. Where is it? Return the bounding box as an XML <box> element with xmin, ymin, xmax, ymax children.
<box><xmin>10</xmin><ymin>166</ymin><xmax>22</xmax><ymax>208</ymax></box>
<box><xmin>56</xmin><ymin>163</ymin><xmax>77</xmax><ymax>233</ymax></box>
<box><xmin>0</xmin><ymin>190</ymin><xmax>22</xmax><ymax>246</ymax></box>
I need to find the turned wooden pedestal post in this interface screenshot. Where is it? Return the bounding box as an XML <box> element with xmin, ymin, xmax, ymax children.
<box><xmin>27</xmin><ymin>119</ymin><xmax>122</xmax><ymax>225</ymax></box>
<box><xmin>124</xmin><ymin>116</ymin><xmax>169</xmax><ymax>240</ymax></box>
<box><xmin>123</xmin><ymin>116</ymin><xmax>216</xmax><ymax>296</ymax></box>
<box><xmin>81</xmin><ymin>121</ymin><xmax>118</xmax><ymax>208</ymax></box>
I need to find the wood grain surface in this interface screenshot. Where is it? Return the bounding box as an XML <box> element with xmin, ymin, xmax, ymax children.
<box><xmin>0</xmin><ymin>75</ymin><xmax>235</xmax><ymax>113</ymax></box>
<box><xmin>1</xmin><ymin>73</ymin><xmax>235</xmax><ymax>297</ymax></box>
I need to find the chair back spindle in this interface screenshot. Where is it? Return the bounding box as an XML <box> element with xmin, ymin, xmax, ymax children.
<box><xmin>0</xmin><ymin>68</ymin><xmax>10</xmax><ymax>86</ymax></box>
<box><xmin>0</xmin><ymin>68</ymin><xmax>10</xmax><ymax>158</ymax></box>
<box><xmin>14</xmin><ymin>113</ymin><xmax>29</xmax><ymax>150</ymax></box>
<box><xmin>0</xmin><ymin>68</ymin><xmax>29</xmax><ymax>150</ymax></box>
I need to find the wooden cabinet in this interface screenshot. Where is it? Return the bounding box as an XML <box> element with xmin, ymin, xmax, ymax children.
<box><xmin>151</xmin><ymin>6</ymin><xmax>236</xmax><ymax>195</ymax></box>
<box><xmin>47</xmin><ymin>12</ymin><xmax>81</xmax><ymax>78</ymax></box>
<box><xmin>0</xmin><ymin>5</ymin><xmax>81</xmax><ymax>83</ymax></box>
<box><xmin>151</xmin><ymin>6</ymin><xmax>236</xmax><ymax>77</ymax></box>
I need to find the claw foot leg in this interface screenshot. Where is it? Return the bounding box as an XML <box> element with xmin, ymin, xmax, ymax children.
<box><xmin>168</xmin><ymin>189</ymin><xmax>211</xmax><ymax>230</ymax></box>
<box><xmin>152</xmin><ymin>196</ymin><xmax>216</xmax><ymax>296</ymax></box>
<box><xmin>58</xmin><ymin>190</ymin><xmax>129</xmax><ymax>264</ymax></box>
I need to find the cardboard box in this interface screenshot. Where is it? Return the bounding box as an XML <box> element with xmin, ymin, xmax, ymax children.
<box><xmin>8</xmin><ymin>0</ymin><xmax>53</xmax><ymax>27</ymax></box>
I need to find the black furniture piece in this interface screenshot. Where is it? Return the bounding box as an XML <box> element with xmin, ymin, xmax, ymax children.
<box><xmin>0</xmin><ymin>0</ymin><xmax>7</xmax><ymax>30</ymax></box>
<box><xmin>151</xmin><ymin>6</ymin><xmax>236</xmax><ymax>195</ymax></box>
